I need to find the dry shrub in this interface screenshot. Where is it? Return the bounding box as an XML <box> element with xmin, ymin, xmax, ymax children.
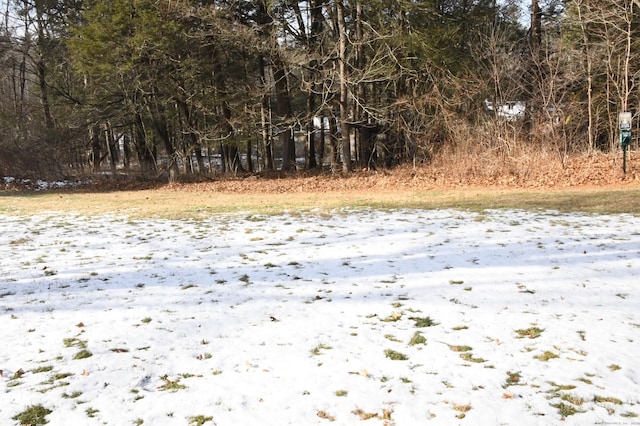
<box><xmin>420</xmin><ymin>119</ymin><xmax>635</xmax><ymax>188</ymax></box>
<box><xmin>0</xmin><ymin>143</ymin><xmax>62</xmax><ymax>180</ymax></box>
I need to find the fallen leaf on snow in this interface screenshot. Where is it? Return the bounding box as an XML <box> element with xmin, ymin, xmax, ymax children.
<box><xmin>316</xmin><ymin>410</ymin><xmax>336</xmax><ymax>421</ymax></box>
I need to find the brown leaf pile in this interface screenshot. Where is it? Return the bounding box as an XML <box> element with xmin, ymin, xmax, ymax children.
<box><xmin>166</xmin><ymin>152</ymin><xmax>640</xmax><ymax>194</ymax></box>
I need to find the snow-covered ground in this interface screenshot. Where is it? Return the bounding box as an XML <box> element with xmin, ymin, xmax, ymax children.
<box><xmin>1</xmin><ymin>209</ymin><xmax>639</xmax><ymax>425</ymax></box>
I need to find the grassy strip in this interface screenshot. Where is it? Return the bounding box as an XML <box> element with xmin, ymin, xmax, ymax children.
<box><xmin>2</xmin><ymin>186</ymin><xmax>640</xmax><ymax>218</ymax></box>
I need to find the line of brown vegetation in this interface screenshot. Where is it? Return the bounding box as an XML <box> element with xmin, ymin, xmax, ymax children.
<box><xmin>3</xmin><ymin>147</ymin><xmax>640</xmax><ymax>218</ymax></box>
<box><xmin>164</xmin><ymin>150</ymin><xmax>638</xmax><ymax>195</ymax></box>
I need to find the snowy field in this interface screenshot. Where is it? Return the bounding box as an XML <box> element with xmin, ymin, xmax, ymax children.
<box><xmin>1</xmin><ymin>208</ymin><xmax>639</xmax><ymax>425</ymax></box>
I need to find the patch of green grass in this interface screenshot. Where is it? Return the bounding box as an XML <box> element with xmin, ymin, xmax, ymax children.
<box><xmin>384</xmin><ymin>349</ymin><xmax>408</xmax><ymax>361</ymax></box>
<box><xmin>408</xmin><ymin>331</ymin><xmax>427</xmax><ymax>346</ymax></box>
<box><xmin>158</xmin><ymin>375</ymin><xmax>187</xmax><ymax>392</ymax></box>
<box><xmin>460</xmin><ymin>353</ymin><xmax>486</xmax><ymax>363</ymax></box>
<box><xmin>594</xmin><ymin>396</ymin><xmax>623</xmax><ymax>405</ymax></box>
<box><xmin>73</xmin><ymin>349</ymin><xmax>93</xmax><ymax>360</ymax></box>
<box><xmin>576</xmin><ymin>377</ymin><xmax>592</xmax><ymax>385</ymax></box>
<box><xmin>534</xmin><ymin>351</ymin><xmax>559</xmax><ymax>361</ymax></box>
<box><xmin>39</xmin><ymin>372</ymin><xmax>74</xmax><ymax>387</ymax></box>
<box><xmin>62</xmin><ymin>391</ymin><xmax>83</xmax><ymax>399</ymax></box>
<box><xmin>63</xmin><ymin>337</ymin><xmax>87</xmax><ymax>349</ymax></box>
<box><xmin>384</xmin><ymin>334</ymin><xmax>402</xmax><ymax>342</ymax></box>
<box><xmin>410</xmin><ymin>316</ymin><xmax>437</xmax><ymax>327</ymax></box>
<box><xmin>9</xmin><ymin>237</ymin><xmax>31</xmax><ymax>245</ymax></box>
<box><xmin>10</xmin><ymin>368</ymin><xmax>25</xmax><ymax>380</ymax></box>
<box><xmin>181</xmin><ymin>284</ymin><xmax>198</xmax><ymax>290</ymax></box>
<box><xmin>449</xmin><ymin>345</ymin><xmax>472</xmax><ymax>352</ymax></box>
<box><xmin>85</xmin><ymin>407</ymin><xmax>99</xmax><ymax>418</ymax></box>
<box><xmin>504</xmin><ymin>371</ymin><xmax>521</xmax><ymax>387</ymax></box>
<box><xmin>141</xmin><ymin>317</ymin><xmax>152</xmax><ymax>324</ymax></box>
<box><xmin>452</xmin><ymin>325</ymin><xmax>468</xmax><ymax>331</ymax></box>
<box><xmin>449</xmin><ymin>280</ymin><xmax>464</xmax><ymax>285</ymax></box>
<box><xmin>335</xmin><ymin>389</ymin><xmax>348</xmax><ymax>397</ymax></box>
<box><xmin>31</xmin><ymin>365</ymin><xmax>54</xmax><ymax>374</ymax></box>
<box><xmin>310</xmin><ymin>343</ymin><xmax>332</xmax><ymax>356</ymax></box>
<box><xmin>547</xmin><ymin>382</ymin><xmax>576</xmax><ymax>391</ymax></box>
<box><xmin>559</xmin><ymin>393</ymin><xmax>585</xmax><ymax>406</ymax></box>
<box><xmin>37</xmin><ymin>373</ymin><xmax>73</xmax><ymax>393</ymax></box>
<box><xmin>188</xmin><ymin>415</ymin><xmax>214</xmax><ymax>426</ymax></box>
<box><xmin>53</xmin><ymin>372</ymin><xmax>73</xmax><ymax>381</ymax></box>
<box><xmin>515</xmin><ymin>327</ymin><xmax>544</xmax><ymax>339</ymax></box>
<box><xmin>12</xmin><ymin>405</ymin><xmax>52</xmax><ymax>425</ymax></box>
<box><xmin>452</xmin><ymin>402</ymin><xmax>471</xmax><ymax>419</ymax></box>
<box><xmin>621</xmin><ymin>411</ymin><xmax>638</xmax><ymax>418</ymax></box>
<box><xmin>517</xmin><ymin>283</ymin><xmax>536</xmax><ymax>294</ymax></box>
<box><xmin>608</xmin><ymin>364</ymin><xmax>621</xmax><ymax>371</ymax></box>
<box><xmin>551</xmin><ymin>402</ymin><xmax>583</xmax><ymax>417</ymax></box>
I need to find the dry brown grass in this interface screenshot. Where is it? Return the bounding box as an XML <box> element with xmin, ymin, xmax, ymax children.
<box><xmin>2</xmin><ymin>151</ymin><xmax>640</xmax><ymax>218</ymax></box>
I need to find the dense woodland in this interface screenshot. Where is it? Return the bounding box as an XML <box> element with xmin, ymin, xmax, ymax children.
<box><xmin>0</xmin><ymin>0</ymin><xmax>638</xmax><ymax>181</ymax></box>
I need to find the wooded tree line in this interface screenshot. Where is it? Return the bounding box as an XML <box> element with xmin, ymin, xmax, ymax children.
<box><xmin>0</xmin><ymin>0</ymin><xmax>638</xmax><ymax>180</ymax></box>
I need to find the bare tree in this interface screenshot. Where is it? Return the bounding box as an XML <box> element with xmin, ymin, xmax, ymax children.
<box><xmin>335</xmin><ymin>0</ymin><xmax>351</xmax><ymax>173</ymax></box>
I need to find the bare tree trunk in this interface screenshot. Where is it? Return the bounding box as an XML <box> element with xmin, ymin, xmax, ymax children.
<box><xmin>354</xmin><ymin>0</ymin><xmax>370</xmax><ymax>170</ymax></box>
<box><xmin>35</xmin><ymin>3</ymin><xmax>53</xmax><ymax>131</ymax></box>
<box><xmin>329</xmin><ymin>115</ymin><xmax>339</xmax><ymax>171</ymax></box>
<box><xmin>274</xmin><ymin>65</ymin><xmax>296</xmax><ymax>171</ymax></box>
<box><xmin>530</xmin><ymin>0</ymin><xmax>542</xmax><ymax>53</ymax></box>
<box><xmin>246</xmin><ymin>139</ymin><xmax>254</xmax><ymax>173</ymax></box>
<box><xmin>105</xmin><ymin>122</ymin><xmax>117</xmax><ymax>174</ymax></box>
<box><xmin>261</xmin><ymin>97</ymin><xmax>274</xmax><ymax>170</ymax></box>
<box><xmin>259</xmin><ymin>57</ymin><xmax>274</xmax><ymax>170</ymax></box>
<box><xmin>304</xmin><ymin>0</ymin><xmax>324</xmax><ymax>170</ymax></box>
<box><xmin>526</xmin><ymin>0</ymin><xmax>543</xmax><ymax>135</ymax></box>
<box><xmin>90</xmin><ymin>123</ymin><xmax>101</xmax><ymax>172</ymax></box>
<box><xmin>576</xmin><ymin>0</ymin><xmax>595</xmax><ymax>151</ymax></box>
<box><xmin>123</xmin><ymin>130</ymin><xmax>131</xmax><ymax>170</ymax></box>
<box><xmin>336</xmin><ymin>0</ymin><xmax>350</xmax><ymax>173</ymax></box>
<box><xmin>133</xmin><ymin>112</ymin><xmax>156</xmax><ymax>175</ymax></box>
<box><xmin>151</xmin><ymin>112</ymin><xmax>180</xmax><ymax>182</ymax></box>
<box><xmin>318</xmin><ymin>118</ymin><xmax>326</xmax><ymax>167</ymax></box>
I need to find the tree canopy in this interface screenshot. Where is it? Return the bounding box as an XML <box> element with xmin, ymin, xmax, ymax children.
<box><xmin>0</xmin><ymin>0</ymin><xmax>638</xmax><ymax>180</ymax></box>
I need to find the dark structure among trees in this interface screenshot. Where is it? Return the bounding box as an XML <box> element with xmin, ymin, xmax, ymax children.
<box><xmin>0</xmin><ymin>0</ymin><xmax>638</xmax><ymax>180</ymax></box>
